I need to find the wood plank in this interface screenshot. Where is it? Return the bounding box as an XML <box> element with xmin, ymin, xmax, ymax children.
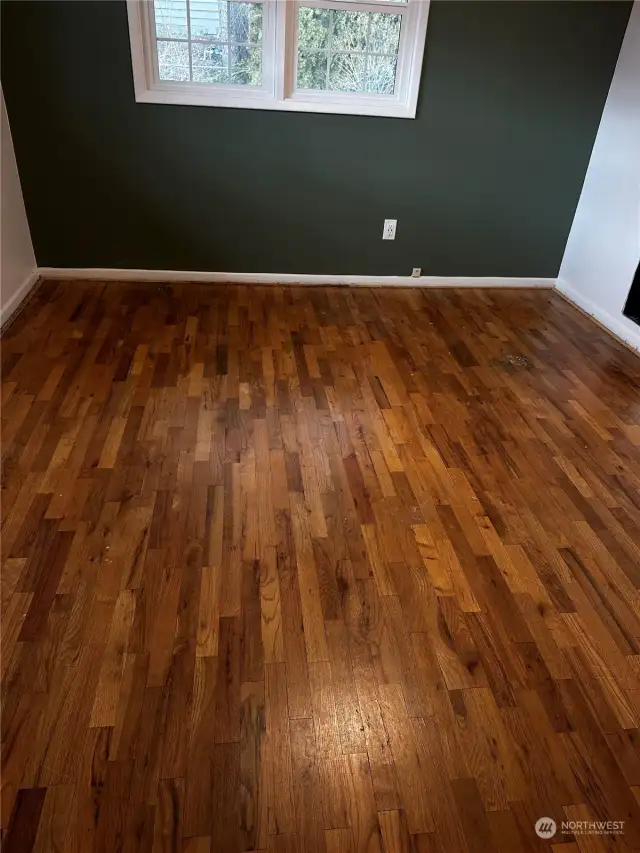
<box><xmin>344</xmin><ymin>753</ymin><xmax>383</xmax><ymax>853</ymax></box>
<box><xmin>377</xmin><ymin>684</ymin><xmax>434</xmax><ymax>834</ymax></box>
<box><xmin>265</xmin><ymin>662</ymin><xmax>295</xmax><ymax>836</ymax></box>
<box><xmin>290</xmin><ymin>717</ymin><xmax>328</xmax><ymax>853</ymax></box>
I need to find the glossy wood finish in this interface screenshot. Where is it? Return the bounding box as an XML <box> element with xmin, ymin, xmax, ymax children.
<box><xmin>2</xmin><ymin>280</ymin><xmax>640</xmax><ymax>853</ymax></box>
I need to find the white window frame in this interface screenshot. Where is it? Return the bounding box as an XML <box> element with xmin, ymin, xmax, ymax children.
<box><xmin>127</xmin><ymin>0</ymin><xmax>430</xmax><ymax>118</ymax></box>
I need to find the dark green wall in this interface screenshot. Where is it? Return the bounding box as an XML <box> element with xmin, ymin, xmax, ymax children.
<box><xmin>1</xmin><ymin>0</ymin><xmax>631</xmax><ymax>276</ymax></box>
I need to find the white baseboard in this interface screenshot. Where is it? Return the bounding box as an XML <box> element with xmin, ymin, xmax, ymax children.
<box><xmin>556</xmin><ymin>279</ymin><xmax>640</xmax><ymax>353</ymax></box>
<box><xmin>37</xmin><ymin>267</ymin><xmax>556</xmax><ymax>289</ymax></box>
<box><xmin>0</xmin><ymin>268</ymin><xmax>40</xmax><ymax>329</ymax></box>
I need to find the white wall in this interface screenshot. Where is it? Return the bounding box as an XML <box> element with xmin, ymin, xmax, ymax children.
<box><xmin>557</xmin><ymin>1</ymin><xmax>640</xmax><ymax>352</ymax></box>
<box><xmin>1</xmin><ymin>86</ymin><xmax>37</xmax><ymax>326</ymax></box>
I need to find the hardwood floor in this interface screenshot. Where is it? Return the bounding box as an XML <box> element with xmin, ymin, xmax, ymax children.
<box><xmin>2</xmin><ymin>279</ymin><xmax>640</xmax><ymax>853</ymax></box>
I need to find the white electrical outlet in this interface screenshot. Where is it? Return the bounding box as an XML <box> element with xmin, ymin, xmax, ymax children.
<box><xmin>382</xmin><ymin>219</ymin><xmax>397</xmax><ymax>240</ymax></box>
<box><xmin>412</xmin><ymin>267</ymin><xmax>422</xmax><ymax>278</ymax></box>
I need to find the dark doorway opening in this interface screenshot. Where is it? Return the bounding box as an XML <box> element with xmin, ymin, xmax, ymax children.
<box><xmin>623</xmin><ymin>263</ymin><xmax>640</xmax><ymax>327</ymax></box>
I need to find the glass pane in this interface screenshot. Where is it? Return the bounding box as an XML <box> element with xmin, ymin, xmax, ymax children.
<box><xmin>157</xmin><ymin>40</ymin><xmax>190</xmax><ymax>81</ymax></box>
<box><xmin>298</xmin><ymin>7</ymin><xmax>330</xmax><ymax>50</ymax></box>
<box><xmin>332</xmin><ymin>11</ymin><xmax>368</xmax><ymax>52</ymax></box>
<box><xmin>154</xmin><ymin>0</ymin><xmax>188</xmax><ymax>38</ymax></box>
<box><xmin>328</xmin><ymin>53</ymin><xmax>365</xmax><ymax>92</ymax></box>
<box><xmin>366</xmin><ymin>55</ymin><xmax>396</xmax><ymax>94</ymax></box>
<box><xmin>229</xmin><ymin>2</ymin><xmax>263</xmax><ymax>44</ymax></box>
<box><xmin>368</xmin><ymin>13</ymin><xmax>401</xmax><ymax>54</ymax></box>
<box><xmin>230</xmin><ymin>44</ymin><xmax>262</xmax><ymax>84</ymax></box>
<box><xmin>297</xmin><ymin>49</ymin><xmax>328</xmax><ymax>89</ymax></box>
<box><xmin>191</xmin><ymin>42</ymin><xmax>229</xmax><ymax>82</ymax></box>
<box><xmin>190</xmin><ymin>0</ymin><xmax>227</xmax><ymax>40</ymax></box>
<box><xmin>189</xmin><ymin>1</ymin><xmax>263</xmax><ymax>43</ymax></box>
<box><xmin>296</xmin><ymin>6</ymin><xmax>401</xmax><ymax>94</ymax></box>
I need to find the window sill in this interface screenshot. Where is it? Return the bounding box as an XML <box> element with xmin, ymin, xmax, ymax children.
<box><xmin>134</xmin><ymin>84</ymin><xmax>418</xmax><ymax>118</ymax></box>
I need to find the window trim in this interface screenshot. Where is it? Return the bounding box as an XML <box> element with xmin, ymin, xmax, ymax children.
<box><xmin>126</xmin><ymin>0</ymin><xmax>430</xmax><ymax>118</ymax></box>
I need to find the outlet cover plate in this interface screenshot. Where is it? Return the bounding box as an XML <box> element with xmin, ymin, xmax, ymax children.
<box><xmin>382</xmin><ymin>219</ymin><xmax>397</xmax><ymax>240</ymax></box>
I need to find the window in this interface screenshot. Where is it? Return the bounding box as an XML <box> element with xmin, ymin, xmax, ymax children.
<box><xmin>127</xmin><ymin>0</ymin><xmax>430</xmax><ymax>118</ymax></box>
